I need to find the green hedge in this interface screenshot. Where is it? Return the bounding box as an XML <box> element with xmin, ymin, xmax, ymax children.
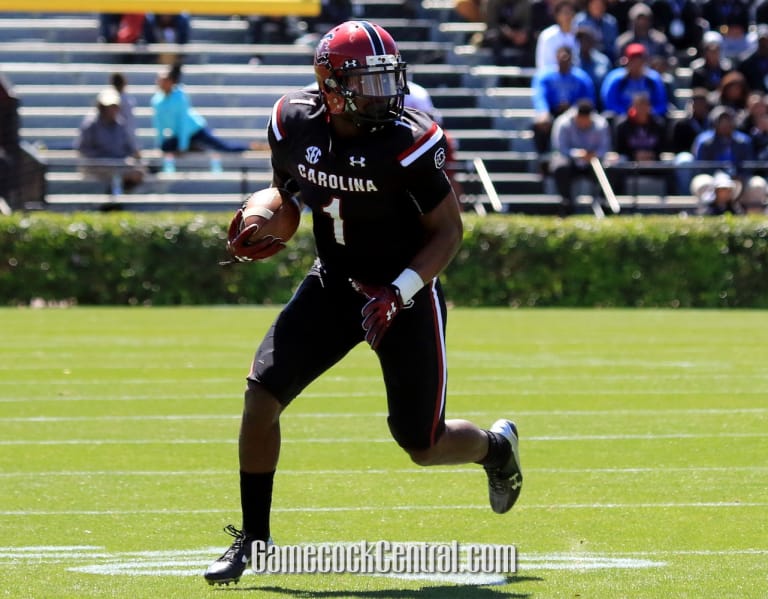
<box><xmin>450</xmin><ymin>216</ymin><xmax>768</xmax><ymax>308</ymax></box>
<box><xmin>1</xmin><ymin>212</ymin><xmax>767</xmax><ymax>307</ymax></box>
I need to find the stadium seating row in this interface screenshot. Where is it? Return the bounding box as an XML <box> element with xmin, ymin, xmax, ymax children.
<box><xmin>0</xmin><ymin>7</ymin><xmax>699</xmax><ymax>214</ymax></box>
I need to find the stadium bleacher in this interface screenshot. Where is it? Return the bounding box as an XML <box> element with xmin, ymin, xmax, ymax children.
<box><xmin>0</xmin><ymin>7</ymin><xmax>702</xmax><ymax>215</ymax></box>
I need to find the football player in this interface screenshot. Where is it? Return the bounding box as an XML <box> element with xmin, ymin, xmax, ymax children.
<box><xmin>204</xmin><ymin>20</ymin><xmax>523</xmax><ymax>585</ymax></box>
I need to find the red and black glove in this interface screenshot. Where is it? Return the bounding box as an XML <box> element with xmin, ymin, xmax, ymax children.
<box><xmin>350</xmin><ymin>280</ymin><xmax>404</xmax><ymax>350</ymax></box>
<box><xmin>224</xmin><ymin>207</ymin><xmax>285</xmax><ymax>263</ymax></box>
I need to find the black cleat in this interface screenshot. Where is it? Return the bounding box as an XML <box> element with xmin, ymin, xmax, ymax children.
<box><xmin>484</xmin><ymin>419</ymin><xmax>523</xmax><ymax>514</ymax></box>
<box><xmin>204</xmin><ymin>525</ymin><xmax>251</xmax><ymax>586</ymax></box>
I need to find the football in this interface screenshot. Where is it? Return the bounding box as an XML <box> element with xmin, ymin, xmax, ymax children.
<box><xmin>241</xmin><ymin>187</ymin><xmax>301</xmax><ymax>243</ymax></box>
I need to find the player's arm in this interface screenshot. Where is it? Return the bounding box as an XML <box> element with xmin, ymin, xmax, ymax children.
<box><xmin>351</xmin><ymin>189</ymin><xmax>463</xmax><ymax>350</ymax></box>
<box><xmin>408</xmin><ymin>189</ymin><xmax>463</xmax><ymax>287</ymax></box>
<box><xmin>352</xmin><ymin>119</ymin><xmax>461</xmax><ymax>349</ymax></box>
<box><xmin>223</xmin><ymin>170</ymin><xmax>296</xmax><ymax>265</ymax></box>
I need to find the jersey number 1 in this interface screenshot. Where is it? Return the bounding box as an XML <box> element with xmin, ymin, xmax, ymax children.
<box><xmin>322</xmin><ymin>197</ymin><xmax>345</xmax><ymax>245</ymax></box>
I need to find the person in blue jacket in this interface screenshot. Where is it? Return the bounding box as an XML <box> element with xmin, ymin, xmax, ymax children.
<box><xmin>531</xmin><ymin>45</ymin><xmax>596</xmax><ymax>154</ymax></box>
<box><xmin>599</xmin><ymin>43</ymin><xmax>668</xmax><ymax>120</ymax></box>
<box><xmin>151</xmin><ymin>63</ymin><xmax>253</xmax><ymax>153</ymax></box>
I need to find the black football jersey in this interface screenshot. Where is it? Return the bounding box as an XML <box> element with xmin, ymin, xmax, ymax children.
<box><xmin>267</xmin><ymin>89</ymin><xmax>452</xmax><ymax>284</ymax></box>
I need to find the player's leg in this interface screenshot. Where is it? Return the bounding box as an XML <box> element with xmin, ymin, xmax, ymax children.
<box><xmin>550</xmin><ymin>153</ymin><xmax>575</xmax><ymax>216</ymax></box>
<box><xmin>377</xmin><ymin>279</ymin><xmax>522</xmax><ymax>513</ymax></box>
<box><xmin>205</xmin><ymin>265</ymin><xmax>364</xmax><ymax>585</ymax></box>
<box><xmin>203</xmin><ymin>381</ymin><xmax>281</xmax><ymax>586</ymax></box>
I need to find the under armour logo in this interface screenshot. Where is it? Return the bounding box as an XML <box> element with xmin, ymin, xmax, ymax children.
<box><xmin>509</xmin><ymin>473</ymin><xmax>522</xmax><ymax>491</ymax></box>
<box><xmin>349</xmin><ymin>156</ymin><xmax>366</xmax><ymax>167</ymax></box>
<box><xmin>305</xmin><ymin>146</ymin><xmax>322</xmax><ymax>164</ymax></box>
<box><xmin>343</xmin><ymin>59</ymin><xmax>360</xmax><ymax>69</ymax></box>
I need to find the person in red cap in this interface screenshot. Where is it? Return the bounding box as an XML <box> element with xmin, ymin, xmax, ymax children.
<box><xmin>599</xmin><ymin>43</ymin><xmax>669</xmax><ymax>118</ymax></box>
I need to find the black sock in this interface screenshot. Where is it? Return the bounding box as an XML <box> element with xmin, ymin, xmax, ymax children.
<box><xmin>240</xmin><ymin>470</ymin><xmax>275</xmax><ymax>542</ymax></box>
<box><xmin>477</xmin><ymin>430</ymin><xmax>511</xmax><ymax>468</ymax></box>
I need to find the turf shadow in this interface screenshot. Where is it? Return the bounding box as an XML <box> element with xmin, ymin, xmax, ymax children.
<box><xmin>213</xmin><ymin>576</ymin><xmax>542</xmax><ymax>597</ymax></box>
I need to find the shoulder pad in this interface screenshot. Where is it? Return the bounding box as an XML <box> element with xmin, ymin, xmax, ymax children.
<box><xmin>270</xmin><ymin>90</ymin><xmax>324</xmax><ymax>143</ymax></box>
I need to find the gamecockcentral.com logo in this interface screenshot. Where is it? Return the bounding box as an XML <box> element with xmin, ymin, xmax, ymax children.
<box><xmin>251</xmin><ymin>540</ymin><xmax>517</xmax><ymax>575</ymax></box>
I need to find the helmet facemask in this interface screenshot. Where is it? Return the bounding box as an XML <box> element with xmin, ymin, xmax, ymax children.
<box><xmin>339</xmin><ymin>56</ymin><xmax>407</xmax><ymax>127</ymax></box>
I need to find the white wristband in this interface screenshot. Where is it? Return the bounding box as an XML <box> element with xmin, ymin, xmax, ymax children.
<box><xmin>392</xmin><ymin>268</ymin><xmax>424</xmax><ymax>304</ymax></box>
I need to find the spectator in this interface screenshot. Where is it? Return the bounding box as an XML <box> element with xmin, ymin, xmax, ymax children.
<box><xmin>604</xmin><ymin>0</ymin><xmax>632</xmax><ymax>34</ymax></box>
<box><xmin>702</xmin><ymin>0</ymin><xmax>751</xmax><ymax>33</ymax></box>
<box><xmin>151</xmin><ymin>64</ymin><xmax>254</xmax><ymax>154</ymax></box>
<box><xmin>670</xmin><ymin>87</ymin><xmax>713</xmax><ymax>193</ymax></box>
<box><xmin>573</xmin><ymin>0</ymin><xmax>619</xmax><ymax>63</ymax></box>
<box><xmin>691</xmin><ymin>170</ymin><xmax>745</xmax><ymax>215</ymax></box>
<box><xmin>574</xmin><ymin>25</ymin><xmax>611</xmax><ymax>101</ymax></box>
<box><xmin>614</xmin><ymin>91</ymin><xmax>667</xmax><ymax>162</ymax></box>
<box><xmin>737</xmin><ymin>92</ymin><xmax>768</xmax><ymax>159</ymax></box>
<box><xmin>741</xmin><ymin>190</ymin><xmax>768</xmax><ymax>213</ymax></box>
<box><xmin>246</xmin><ymin>17</ymin><xmax>298</xmax><ymax>44</ymax></box>
<box><xmin>549</xmin><ymin>98</ymin><xmax>614</xmax><ymax>216</ymax></box>
<box><xmin>689</xmin><ymin>32</ymin><xmax>734</xmax><ymax>92</ymax></box>
<box><xmin>690</xmin><ymin>105</ymin><xmax>767</xmax><ymax>204</ymax></box>
<box><xmin>669</xmin><ymin>87</ymin><xmax>713</xmax><ymax>155</ymax></box>
<box><xmin>110</xmin><ymin>72</ymin><xmax>138</xmax><ymax>150</ymax></box>
<box><xmin>692</xmin><ymin>170</ymin><xmax>768</xmax><ymax>215</ymax></box>
<box><xmin>648</xmin><ymin>0</ymin><xmax>705</xmax><ymax>53</ymax></box>
<box><xmin>98</xmin><ymin>14</ymin><xmax>146</xmax><ymax>44</ymax></box>
<box><xmin>613</xmin><ymin>90</ymin><xmax>671</xmax><ymax>194</ymax></box>
<box><xmin>737</xmin><ymin>25</ymin><xmax>768</xmax><ymax>94</ymax></box>
<box><xmin>530</xmin><ymin>0</ymin><xmax>557</xmax><ymax>36</ymax></box>
<box><xmin>481</xmin><ymin>0</ymin><xmax>535</xmax><ymax>66</ymax></box>
<box><xmin>98</xmin><ymin>13</ymin><xmax>121</xmax><ymax>42</ymax></box>
<box><xmin>600</xmin><ymin>43</ymin><xmax>669</xmax><ymax>119</ymax></box>
<box><xmin>531</xmin><ymin>45</ymin><xmax>596</xmax><ymax>153</ymax></box>
<box><xmin>714</xmin><ymin>70</ymin><xmax>751</xmax><ymax>112</ymax></box>
<box><xmin>300</xmin><ymin>0</ymin><xmax>354</xmax><ymax>40</ymax></box>
<box><xmin>75</xmin><ymin>88</ymin><xmax>145</xmax><ymax>193</ymax></box>
<box><xmin>614</xmin><ymin>2</ymin><xmax>674</xmax><ymax>64</ymax></box>
<box><xmin>0</xmin><ymin>74</ymin><xmax>21</xmax><ymax>210</ymax></box>
<box><xmin>535</xmin><ymin>0</ymin><xmax>578</xmax><ymax>73</ymax></box>
<box><xmin>648</xmin><ymin>53</ymin><xmax>679</xmax><ymax>109</ymax></box>
<box><xmin>143</xmin><ymin>13</ymin><xmax>190</xmax><ymax>44</ymax></box>
<box><xmin>701</xmin><ymin>0</ymin><xmax>752</xmax><ymax>59</ymax></box>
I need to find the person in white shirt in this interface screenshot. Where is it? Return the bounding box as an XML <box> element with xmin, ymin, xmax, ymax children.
<box><xmin>535</xmin><ymin>0</ymin><xmax>578</xmax><ymax>72</ymax></box>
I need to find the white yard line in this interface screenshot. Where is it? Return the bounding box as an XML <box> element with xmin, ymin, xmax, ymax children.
<box><xmin>3</xmin><ymin>545</ymin><xmax>767</xmax><ymax>577</ymax></box>
<box><xmin>1</xmin><ymin>466</ymin><xmax>766</xmax><ymax>478</ymax></box>
<box><xmin>1</xmin><ymin>431</ymin><xmax>766</xmax><ymax>446</ymax></box>
<box><xmin>2</xmin><ymin>407</ymin><xmax>767</xmax><ymax>422</ymax></box>
<box><xmin>1</xmin><ymin>502</ymin><xmax>766</xmax><ymax>516</ymax></box>
<box><xmin>2</xmin><ymin>388</ymin><xmax>768</xmax><ymax>402</ymax></box>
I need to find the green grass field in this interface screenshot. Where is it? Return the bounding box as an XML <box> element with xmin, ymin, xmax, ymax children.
<box><xmin>0</xmin><ymin>307</ymin><xmax>766</xmax><ymax>599</ymax></box>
